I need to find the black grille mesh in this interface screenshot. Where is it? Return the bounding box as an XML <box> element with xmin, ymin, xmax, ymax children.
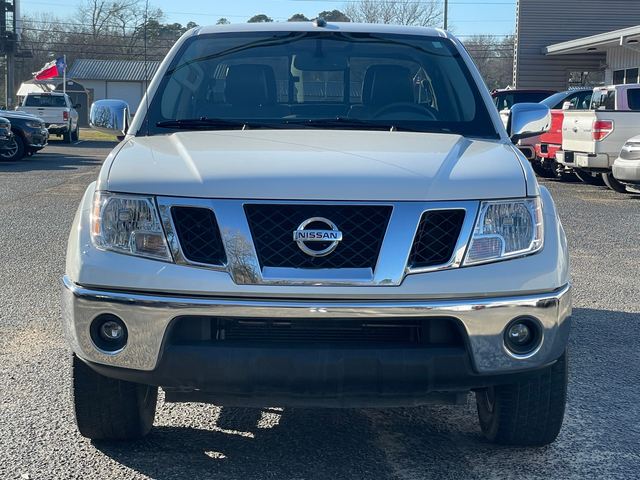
<box><xmin>408</xmin><ymin>210</ymin><xmax>465</xmax><ymax>268</ymax></box>
<box><xmin>172</xmin><ymin>206</ymin><xmax>227</xmax><ymax>265</ymax></box>
<box><xmin>213</xmin><ymin>318</ymin><xmax>462</xmax><ymax>345</ymax></box>
<box><xmin>245</xmin><ymin>204</ymin><xmax>392</xmax><ymax>269</ymax></box>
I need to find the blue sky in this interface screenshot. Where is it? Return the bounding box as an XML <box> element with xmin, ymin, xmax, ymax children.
<box><xmin>20</xmin><ymin>0</ymin><xmax>517</xmax><ymax>39</ymax></box>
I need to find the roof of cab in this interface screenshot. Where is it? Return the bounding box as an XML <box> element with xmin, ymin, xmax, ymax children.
<box><xmin>195</xmin><ymin>21</ymin><xmax>449</xmax><ymax>39</ymax></box>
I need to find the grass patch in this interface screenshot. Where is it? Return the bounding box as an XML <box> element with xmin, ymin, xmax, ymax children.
<box><xmin>78</xmin><ymin>129</ymin><xmax>118</xmax><ymax>142</ymax></box>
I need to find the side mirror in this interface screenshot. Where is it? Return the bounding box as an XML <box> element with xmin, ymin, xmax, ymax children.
<box><xmin>74</xmin><ymin>103</ymin><xmax>82</xmax><ymax>110</ymax></box>
<box><xmin>507</xmin><ymin>103</ymin><xmax>550</xmax><ymax>144</ymax></box>
<box><xmin>562</xmin><ymin>101</ymin><xmax>574</xmax><ymax>110</ymax></box>
<box><xmin>90</xmin><ymin>99</ymin><xmax>130</xmax><ymax>138</ymax></box>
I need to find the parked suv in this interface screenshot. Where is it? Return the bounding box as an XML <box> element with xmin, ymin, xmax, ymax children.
<box><xmin>0</xmin><ymin>110</ymin><xmax>48</xmax><ymax>161</ymax></box>
<box><xmin>64</xmin><ymin>21</ymin><xmax>569</xmax><ymax>446</ymax></box>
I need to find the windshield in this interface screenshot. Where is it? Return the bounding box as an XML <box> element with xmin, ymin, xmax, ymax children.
<box><xmin>540</xmin><ymin>91</ymin><xmax>592</xmax><ymax>110</ymax></box>
<box><xmin>492</xmin><ymin>92</ymin><xmax>554</xmax><ymax>111</ymax></box>
<box><xmin>144</xmin><ymin>31</ymin><xmax>498</xmax><ymax>138</ymax></box>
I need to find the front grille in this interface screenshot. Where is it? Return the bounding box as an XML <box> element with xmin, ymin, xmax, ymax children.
<box><xmin>245</xmin><ymin>204</ymin><xmax>392</xmax><ymax>270</ymax></box>
<box><xmin>408</xmin><ymin>210</ymin><xmax>465</xmax><ymax>269</ymax></box>
<box><xmin>171</xmin><ymin>206</ymin><xmax>227</xmax><ymax>265</ymax></box>
<box><xmin>171</xmin><ymin>316</ymin><xmax>463</xmax><ymax>346</ymax></box>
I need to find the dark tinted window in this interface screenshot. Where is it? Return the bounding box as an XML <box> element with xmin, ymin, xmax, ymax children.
<box><xmin>628</xmin><ymin>88</ymin><xmax>640</xmax><ymax>110</ymax></box>
<box><xmin>24</xmin><ymin>95</ymin><xmax>66</xmax><ymax>107</ymax></box>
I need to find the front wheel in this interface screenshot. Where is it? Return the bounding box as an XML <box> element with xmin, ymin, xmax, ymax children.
<box><xmin>72</xmin><ymin>354</ymin><xmax>158</xmax><ymax>441</ymax></box>
<box><xmin>475</xmin><ymin>349</ymin><xmax>568</xmax><ymax>446</ymax></box>
<box><xmin>0</xmin><ymin>134</ymin><xmax>25</xmax><ymax>162</ymax></box>
<box><xmin>574</xmin><ymin>169</ymin><xmax>605</xmax><ymax>186</ymax></box>
<box><xmin>602</xmin><ymin>172</ymin><xmax>629</xmax><ymax>193</ymax></box>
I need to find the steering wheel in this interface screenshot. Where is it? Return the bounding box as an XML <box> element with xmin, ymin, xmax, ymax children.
<box><xmin>371</xmin><ymin>102</ymin><xmax>437</xmax><ymax>120</ymax></box>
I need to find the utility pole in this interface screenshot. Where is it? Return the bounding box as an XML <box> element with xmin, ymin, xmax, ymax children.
<box><xmin>0</xmin><ymin>0</ymin><xmax>16</xmax><ymax>108</ymax></box>
<box><xmin>443</xmin><ymin>0</ymin><xmax>448</xmax><ymax>31</ymax></box>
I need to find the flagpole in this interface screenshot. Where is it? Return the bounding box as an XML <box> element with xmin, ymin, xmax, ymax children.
<box><xmin>63</xmin><ymin>55</ymin><xmax>66</xmax><ymax>96</ymax></box>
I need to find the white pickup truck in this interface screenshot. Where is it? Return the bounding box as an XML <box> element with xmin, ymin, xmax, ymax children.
<box><xmin>16</xmin><ymin>92</ymin><xmax>80</xmax><ymax>143</ymax></box>
<box><xmin>558</xmin><ymin>84</ymin><xmax>640</xmax><ymax>191</ymax></box>
<box><xmin>64</xmin><ymin>21</ymin><xmax>570</xmax><ymax>446</ymax></box>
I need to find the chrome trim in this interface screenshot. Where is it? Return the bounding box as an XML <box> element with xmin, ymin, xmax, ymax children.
<box><xmin>63</xmin><ymin>276</ymin><xmax>571</xmax><ymax>374</ymax></box>
<box><xmin>158</xmin><ymin>201</ymin><xmax>228</xmax><ymax>272</ymax></box>
<box><xmin>405</xmin><ymin>207</ymin><xmax>476</xmax><ymax>275</ymax></box>
<box><xmin>155</xmin><ymin>197</ymin><xmax>480</xmax><ymax>287</ymax></box>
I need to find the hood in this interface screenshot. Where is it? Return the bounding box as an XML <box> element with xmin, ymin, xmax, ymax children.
<box><xmin>0</xmin><ymin>110</ymin><xmax>42</xmax><ymax>121</ymax></box>
<box><xmin>105</xmin><ymin>130</ymin><xmax>526</xmax><ymax>202</ymax></box>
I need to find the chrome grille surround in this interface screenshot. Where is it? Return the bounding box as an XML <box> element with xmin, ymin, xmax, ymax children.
<box><xmin>157</xmin><ymin>198</ymin><xmax>480</xmax><ymax>286</ymax></box>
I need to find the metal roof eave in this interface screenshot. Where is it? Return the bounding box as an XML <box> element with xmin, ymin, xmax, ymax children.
<box><xmin>542</xmin><ymin>24</ymin><xmax>640</xmax><ymax>56</ymax></box>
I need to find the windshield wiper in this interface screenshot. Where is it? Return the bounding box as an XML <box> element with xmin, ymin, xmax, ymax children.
<box><xmin>284</xmin><ymin>117</ymin><xmax>422</xmax><ymax>132</ymax></box>
<box><xmin>156</xmin><ymin>118</ymin><xmax>269</xmax><ymax>130</ymax></box>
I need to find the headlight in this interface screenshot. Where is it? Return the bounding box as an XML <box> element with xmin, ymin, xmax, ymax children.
<box><xmin>91</xmin><ymin>192</ymin><xmax>172</xmax><ymax>261</ymax></box>
<box><xmin>619</xmin><ymin>142</ymin><xmax>640</xmax><ymax>161</ymax></box>
<box><xmin>463</xmin><ymin>198</ymin><xmax>543</xmax><ymax>266</ymax></box>
<box><xmin>26</xmin><ymin>121</ymin><xmax>44</xmax><ymax>128</ymax></box>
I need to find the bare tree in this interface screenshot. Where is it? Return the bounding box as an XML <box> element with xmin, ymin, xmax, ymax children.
<box><xmin>342</xmin><ymin>0</ymin><xmax>442</xmax><ymax>26</ymax></box>
<box><xmin>463</xmin><ymin>34</ymin><xmax>514</xmax><ymax>90</ymax></box>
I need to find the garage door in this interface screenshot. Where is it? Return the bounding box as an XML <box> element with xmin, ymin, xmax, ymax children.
<box><xmin>106</xmin><ymin>82</ymin><xmax>143</xmax><ymax>114</ymax></box>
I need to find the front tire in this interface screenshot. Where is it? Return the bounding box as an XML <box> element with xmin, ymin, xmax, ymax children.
<box><xmin>574</xmin><ymin>169</ymin><xmax>605</xmax><ymax>186</ymax></box>
<box><xmin>72</xmin><ymin>354</ymin><xmax>157</xmax><ymax>441</ymax></box>
<box><xmin>475</xmin><ymin>349</ymin><xmax>568</xmax><ymax>446</ymax></box>
<box><xmin>602</xmin><ymin>172</ymin><xmax>628</xmax><ymax>193</ymax></box>
<box><xmin>0</xmin><ymin>134</ymin><xmax>25</xmax><ymax>162</ymax></box>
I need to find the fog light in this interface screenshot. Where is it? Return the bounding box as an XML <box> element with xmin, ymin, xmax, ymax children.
<box><xmin>90</xmin><ymin>315</ymin><xmax>128</xmax><ymax>353</ymax></box>
<box><xmin>100</xmin><ymin>320</ymin><xmax>124</xmax><ymax>341</ymax></box>
<box><xmin>507</xmin><ymin>323</ymin><xmax>531</xmax><ymax>346</ymax></box>
<box><xmin>504</xmin><ymin>316</ymin><xmax>541</xmax><ymax>356</ymax></box>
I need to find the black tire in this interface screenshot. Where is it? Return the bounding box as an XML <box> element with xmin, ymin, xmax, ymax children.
<box><xmin>602</xmin><ymin>172</ymin><xmax>629</xmax><ymax>193</ymax></box>
<box><xmin>475</xmin><ymin>349</ymin><xmax>568</xmax><ymax>446</ymax></box>
<box><xmin>63</xmin><ymin>128</ymin><xmax>72</xmax><ymax>143</ymax></box>
<box><xmin>71</xmin><ymin>125</ymin><xmax>79</xmax><ymax>141</ymax></box>
<box><xmin>574</xmin><ymin>169</ymin><xmax>605</xmax><ymax>186</ymax></box>
<box><xmin>0</xmin><ymin>134</ymin><xmax>25</xmax><ymax>162</ymax></box>
<box><xmin>72</xmin><ymin>354</ymin><xmax>157</xmax><ymax>441</ymax></box>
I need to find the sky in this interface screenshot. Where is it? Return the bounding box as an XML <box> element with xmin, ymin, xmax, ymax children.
<box><xmin>18</xmin><ymin>0</ymin><xmax>517</xmax><ymax>40</ymax></box>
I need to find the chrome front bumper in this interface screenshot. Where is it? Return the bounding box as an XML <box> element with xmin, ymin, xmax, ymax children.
<box><xmin>62</xmin><ymin>276</ymin><xmax>571</xmax><ymax>375</ymax></box>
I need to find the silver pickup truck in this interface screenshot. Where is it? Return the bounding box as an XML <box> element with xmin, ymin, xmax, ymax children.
<box><xmin>558</xmin><ymin>84</ymin><xmax>640</xmax><ymax>191</ymax></box>
<box><xmin>63</xmin><ymin>21</ymin><xmax>570</xmax><ymax>446</ymax></box>
<box><xmin>16</xmin><ymin>92</ymin><xmax>80</xmax><ymax>143</ymax></box>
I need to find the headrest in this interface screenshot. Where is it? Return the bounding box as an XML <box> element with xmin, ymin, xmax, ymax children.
<box><xmin>224</xmin><ymin>64</ymin><xmax>277</xmax><ymax>106</ymax></box>
<box><xmin>362</xmin><ymin>65</ymin><xmax>414</xmax><ymax>106</ymax></box>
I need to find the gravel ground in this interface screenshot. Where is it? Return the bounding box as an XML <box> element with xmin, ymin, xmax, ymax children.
<box><xmin>1</xmin><ymin>142</ymin><xmax>639</xmax><ymax>479</ymax></box>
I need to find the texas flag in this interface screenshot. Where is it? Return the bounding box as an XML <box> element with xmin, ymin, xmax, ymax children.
<box><xmin>33</xmin><ymin>56</ymin><xmax>66</xmax><ymax>80</ymax></box>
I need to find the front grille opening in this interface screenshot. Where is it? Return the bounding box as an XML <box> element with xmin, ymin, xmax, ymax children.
<box><xmin>408</xmin><ymin>209</ymin><xmax>465</xmax><ymax>269</ymax></box>
<box><xmin>170</xmin><ymin>316</ymin><xmax>464</xmax><ymax>347</ymax></box>
<box><xmin>244</xmin><ymin>204</ymin><xmax>392</xmax><ymax>270</ymax></box>
<box><xmin>171</xmin><ymin>206</ymin><xmax>227</xmax><ymax>266</ymax></box>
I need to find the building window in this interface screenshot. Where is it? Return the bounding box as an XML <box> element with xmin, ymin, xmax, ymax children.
<box><xmin>612</xmin><ymin>68</ymin><xmax>639</xmax><ymax>85</ymax></box>
<box><xmin>568</xmin><ymin>71</ymin><xmax>604</xmax><ymax>88</ymax></box>
<box><xmin>612</xmin><ymin>70</ymin><xmax>625</xmax><ymax>85</ymax></box>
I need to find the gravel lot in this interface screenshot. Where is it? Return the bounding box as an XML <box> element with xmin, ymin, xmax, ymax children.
<box><xmin>1</xmin><ymin>140</ymin><xmax>639</xmax><ymax>479</ymax></box>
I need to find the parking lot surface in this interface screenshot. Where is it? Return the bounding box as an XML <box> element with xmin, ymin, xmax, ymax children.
<box><xmin>1</xmin><ymin>142</ymin><xmax>639</xmax><ymax>479</ymax></box>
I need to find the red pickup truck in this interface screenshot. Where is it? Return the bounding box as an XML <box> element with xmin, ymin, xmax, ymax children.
<box><xmin>532</xmin><ymin>89</ymin><xmax>593</xmax><ymax>179</ymax></box>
